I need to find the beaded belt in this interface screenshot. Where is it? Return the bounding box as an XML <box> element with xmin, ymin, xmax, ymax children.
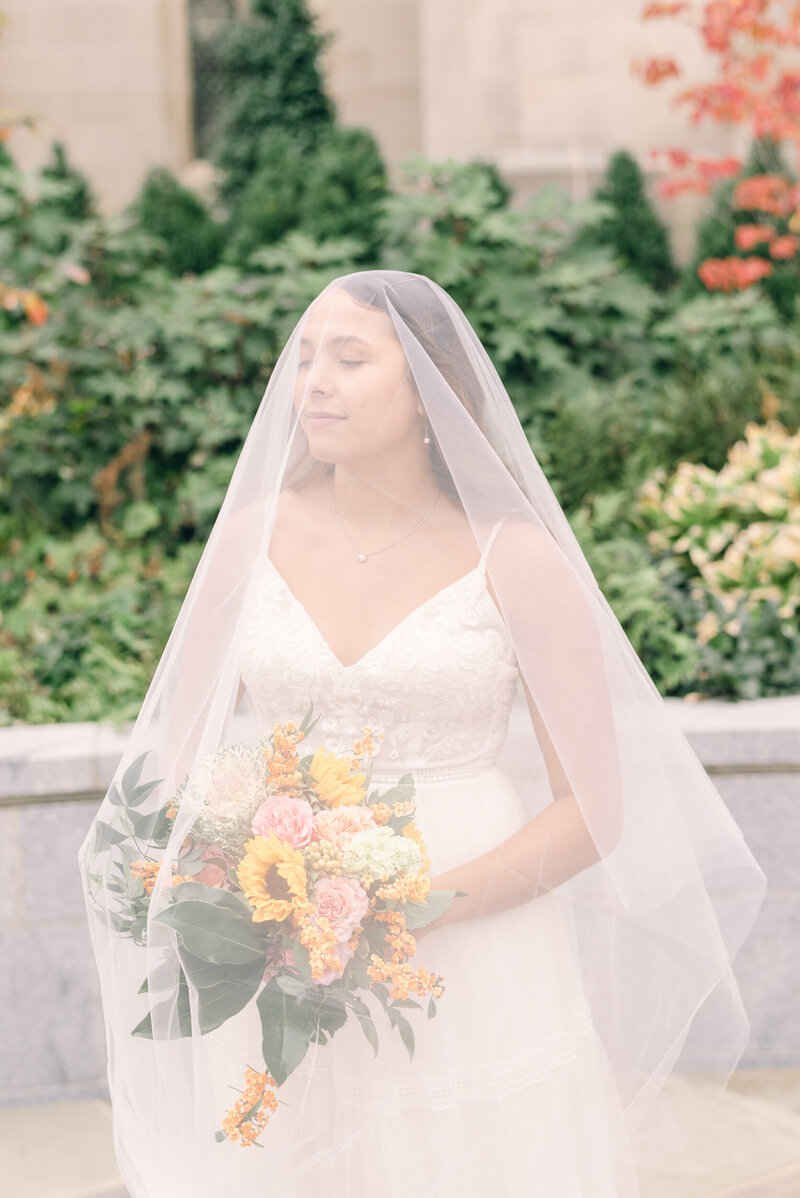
<box><xmin>367</xmin><ymin>757</ymin><xmax>499</xmax><ymax>783</ymax></box>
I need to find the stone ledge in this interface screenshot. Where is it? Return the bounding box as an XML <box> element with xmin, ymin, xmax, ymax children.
<box><xmin>1</xmin><ymin>696</ymin><xmax>798</xmax><ymax>806</ymax></box>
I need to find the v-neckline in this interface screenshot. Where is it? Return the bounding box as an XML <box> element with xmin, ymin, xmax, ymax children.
<box><xmin>263</xmin><ymin>556</ymin><xmax>487</xmax><ymax>671</ymax></box>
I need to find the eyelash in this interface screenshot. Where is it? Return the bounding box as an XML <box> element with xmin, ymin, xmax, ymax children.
<box><xmin>299</xmin><ymin>359</ymin><xmax>363</xmax><ymax>368</ymax></box>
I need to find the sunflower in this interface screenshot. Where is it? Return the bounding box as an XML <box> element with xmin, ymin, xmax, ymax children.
<box><xmin>237</xmin><ymin>831</ymin><xmax>308</xmax><ymax>922</ymax></box>
<box><xmin>308</xmin><ymin>746</ymin><xmax>366</xmax><ymax>808</ymax></box>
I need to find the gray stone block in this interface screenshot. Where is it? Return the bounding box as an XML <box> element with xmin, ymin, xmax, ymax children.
<box><xmin>21</xmin><ymin>798</ymin><xmax>101</xmax><ymax>922</ymax></box>
<box><xmin>0</xmin><ymin>923</ymin><xmax>108</xmax><ymax>1099</ymax></box>
<box><xmin>735</xmin><ymin>891</ymin><xmax>800</xmax><ymax>1066</ymax></box>
<box><xmin>714</xmin><ymin>773</ymin><xmax>800</xmax><ymax>890</ymax></box>
<box><xmin>0</xmin><ymin>807</ymin><xmax>22</xmax><ymax>926</ymax></box>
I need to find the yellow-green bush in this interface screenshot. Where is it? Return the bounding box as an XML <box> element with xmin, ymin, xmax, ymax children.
<box><xmin>637</xmin><ymin>419</ymin><xmax>800</xmax><ymax>657</ymax></box>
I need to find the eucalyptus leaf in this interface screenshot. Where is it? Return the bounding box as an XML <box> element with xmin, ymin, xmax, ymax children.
<box><xmin>121</xmin><ymin>752</ymin><xmax>149</xmax><ymax>797</ymax></box>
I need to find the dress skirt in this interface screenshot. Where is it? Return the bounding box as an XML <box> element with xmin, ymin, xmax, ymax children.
<box><xmin>192</xmin><ymin>762</ymin><xmax>642</xmax><ymax>1197</ymax></box>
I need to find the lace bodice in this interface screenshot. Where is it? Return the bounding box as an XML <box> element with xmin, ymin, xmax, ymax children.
<box><xmin>240</xmin><ymin>520</ymin><xmax>520</xmax><ymax>780</ymax></box>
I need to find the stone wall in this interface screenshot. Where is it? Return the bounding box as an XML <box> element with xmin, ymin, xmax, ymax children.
<box><xmin>1</xmin><ymin>696</ymin><xmax>797</xmax><ymax>1106</ymax></box>
<box><xmin>0</xmin><ymin>0</ymin><xmax>192</xmax><ymax>212</ymax></box>
<box><xmin>1</xmin><ymin>0</ymin><xmax>744</xmax><ymax>255</ymax></box>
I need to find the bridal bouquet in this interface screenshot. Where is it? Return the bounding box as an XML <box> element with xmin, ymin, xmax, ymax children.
<box><xmin>83</xmin><ymin>703</ymin><xmax>460</xmax><ymax>1148</ymax></box>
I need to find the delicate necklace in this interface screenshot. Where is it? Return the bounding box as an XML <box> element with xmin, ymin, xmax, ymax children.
<box><xmin>330</xmin><ymin>475</ymin><xmax>441</xmax><ymax>563</ymax></box>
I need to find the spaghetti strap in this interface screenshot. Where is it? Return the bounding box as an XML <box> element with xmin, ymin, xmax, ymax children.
<box><xmin>478</xmin><ymin>517</ymin><xmax>506</xmax><ymax>569</ymax></box>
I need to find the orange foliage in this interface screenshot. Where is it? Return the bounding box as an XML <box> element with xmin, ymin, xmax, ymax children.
<box><xmin>769</xmin><ymin>233</ymin><xmax>799</xmax><ymax>258</ymax></box>
<box><xmin>639</xmin><ymin>0</ymin><xmax>800</xmax><ymax>292</ymax></box>
<box><xmin>697</xmin><ymin>255</ymin><xmax>773</xmax><ymax>290</ymax></box>
<box><xmin>734</xmin><ymin>223</ymin><xmax>775</xmax><ymax>248</ymax></box>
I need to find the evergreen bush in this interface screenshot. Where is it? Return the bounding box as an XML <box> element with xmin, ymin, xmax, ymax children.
<box><xmin>133</xmin><ymin>167</ymin><xmax>224</xmax><ymax>276</ymax></box>
<box><xmin>586</xmin><ymin>149</ymin><xmax>677</xmax><ymax>291</ymax></box>
<box><xmin>212</xmin><ymin>0</ymin><xmax>334</xmax><ymax>205</ymax></box>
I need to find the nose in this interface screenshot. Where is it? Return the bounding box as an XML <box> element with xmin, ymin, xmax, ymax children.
<box><xmin>304</xmin><ymin>355</ymin><xmax>332</xmax><ymax>395</ymax></box>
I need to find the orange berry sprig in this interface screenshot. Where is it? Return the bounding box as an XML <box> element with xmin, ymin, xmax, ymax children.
<box><xmin>217</xmin><ymin>1066</ymin><xmax>279</xmax><ymax>1147</ymax></box>
<box><xmin>130</xmin><ymin>859</ymin><xmax>193</xmax><ymax>895</ymax></box>
<box><xmin>374</xmin><ymin>872</ymin><xmax>432</xmax><ymax>905</ymax></box>
<box><xmin>264</xmin><ymin>721</ymin><xmax>305</xmax><ymax>792</ymax></box>
<box><xmin>368</xmin><ymin>908</ymin><xmax>446</xmax><ymax>1000</ymax></box>
<box><xmin>352</xmin><ymin>725</ymin><xmax>385</xmax><ymax>760</ymax></box>
<box><xmin>366</xmin><ymin>952</ymin><xmax>445</xmax><ymax>1002</ymax></box>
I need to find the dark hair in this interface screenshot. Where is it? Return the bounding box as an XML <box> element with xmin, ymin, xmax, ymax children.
<box><xmin>282</xmin><ymin>272</ymin><xmax>524</xmax><ymax>502</ymax></box>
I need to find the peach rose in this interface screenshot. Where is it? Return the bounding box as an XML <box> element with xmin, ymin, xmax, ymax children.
<box><xmin>252</xmin><ymin>794</ymin><xmax>314</xmax><ymax>849</ymax></box>
<box><xmin>312</xmin><ymin>875</ymin><xmax>370</xmax><ymax>944</ymax></box>
<box><xmin>194</xmin><ymin>844</ymin><xmax>235</xmax><ymax>890</ymax></box>
<box><xmin>312</xmin><ymin>805</ymin><xmax>376</xmax><ymax>848</ymax></box>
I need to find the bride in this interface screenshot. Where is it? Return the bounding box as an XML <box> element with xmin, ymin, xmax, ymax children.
<box><xmin>79</xmin><ymin>270</ymin><xmax>765</xmax><ymax>1198</ymax></box>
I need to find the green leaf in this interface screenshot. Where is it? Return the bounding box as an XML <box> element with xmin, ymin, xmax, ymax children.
<box><xmin>386</xmin><ymin>1006</ymin><xmax>415</xmax><ymax>1061</ymax></box>
<box><xmin>257</xmin><ymin>979</ymin><xmax>315</xmax><ymax>1086</ymax></box>
<box><xmin>352</xmin><ymin>1008</ymin><xmax>379</xmax><ymax>1056</ymax></box>
<box><xmin>93</xmin><ymin>819</ymin><xmax>130</xmax><ymax>848</ymax></box>
<box><xmin>154</xmin><ymin>898</ymin><xmax>267</xmax><ymax>965</ymax></box>
<box><xmin>132</xmin><ymin>968</ymin><xmax>192</xmax><ymax>1039</ymax></box>
<box><xmin>182</xmin><ymin>957</ymin><xmax>263</xmax><ymax>1033</ymax></box>
<box><xmin>402</xmin><ymin>888</ymin><xmax>460</xmax><ymax>931</ymax></box>
<box><xmin>291</xmin><ymin>935</ymin><xmax>313</xmax><ymax>983</ymax></box>
<box><xmin>124</xmin><ymin>778</ymin><xmax>162</xmax><ymax>808</ymax></box>
<box><xmin>275</xmin><ymin>974</ymin><xmax>311</xmax><ymax>997</ymax></box>
<box><xmin>121</xmin><ymin>752</ymin><xmax>149</xmax><ymax>797</ymax></box>
<box><xmin>314</xmin><ymin>995</ymin><xmax>348</xmax><ymax>1039</ymax></box>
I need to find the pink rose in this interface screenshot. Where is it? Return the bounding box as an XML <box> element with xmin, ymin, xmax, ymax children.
<box><xmin>316</xmin><ymin>941</ymin><xmax>356</xmax><ymax>986</ymax></box>
<box><xmin>252</xmin><ymin>794</ymin><xmax>314</xmax><ymax>848</ymax></box>
<box><xmin>312</xmin><ymin>875</ymin><xmax>370</xmax><ymax>943</ymax></box>
<box><xmin>194</xmin><ymin>844</ymin><xmax>235</xmax><ymax>890</ymax></box>
<box><xmin>312</xmin><ymin>805</ymin><xmax>375</xmax><ymax>848</ymax></box>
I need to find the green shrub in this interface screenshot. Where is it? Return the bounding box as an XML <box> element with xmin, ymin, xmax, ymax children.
<box><xmin>636</xmin><ymin>420</ymin><xmax>800</xmax><ymax>697</ymax></box>
<box><xmin>133</xmin><ymin>167</ymin><xmax>224</xmax><ymax>276</ymax></box>
<box><xmin>585</xmin><ymin>149</ymin><xmax>677</xmax><ymax>291</ymax></box>
<box><xmin>224</xmin><ymin>125</ymin><xmax>388</xmax><ymax>266</ymax></box>
<box><xmin>212</xmin><ymin>0</ymin><xmax>334</xmax><ymax>205</ymax></box>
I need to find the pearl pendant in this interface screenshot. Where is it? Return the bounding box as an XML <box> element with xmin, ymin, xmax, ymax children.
<box><xmin>357</xmin><ymin>553</ymin><xmax>368</xmax><ymax>562</ymax></box>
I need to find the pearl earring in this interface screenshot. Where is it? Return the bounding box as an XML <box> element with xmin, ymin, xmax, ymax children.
<box><xmin>423</xmin><ymin>415</ymin><xmax>431</xmax><ymax>445</ymax></box>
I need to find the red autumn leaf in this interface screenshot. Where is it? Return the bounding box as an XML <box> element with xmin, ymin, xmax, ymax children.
<box><xmin>639</xmin><ymin>57</ymin><xmax>681</xmax><ymax>85</ymax></box>
<box><xmin>733</xmin><ymin>173</ymin><xmax>793</xmax><ymax>215</ymax></box>
<box><xmin>769</xmin><ymin>233</ymin><xmax>799</xmax><ymax>258</ymax></box>
<box><xmin>22</xmin><ymin>291</ymin><xmax>49</xmax><ymax>326</ymax></box>
<box><xmin>642</xmin><ymin>1</ymin><xmax>688</xmax><ymax>17</ymax></box>
<box><xmin>698</xmin><ymin>255</ymin><xmax>773</xmax><ymax>292</ymax></box>
<box><xmin>737</xmin><ymin>256</ymin><xmax>774</xmax><ymax>285</ymax></box>
<box><xmin>696</xmin><ymin>155</ymin><xmax>743</xmax><ymax>182</ymax></box>
<box><xmin>735</xmin><ymin>223</ymin><xmax>775</xmax><ymax>249</ymax></box>
<box><xmin>656</xmin><ymin>176</ymin><xmax>711</xmax><ymax>198</ymax></box>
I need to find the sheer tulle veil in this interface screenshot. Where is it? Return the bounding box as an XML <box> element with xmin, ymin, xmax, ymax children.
<box><xmin>78</xmin><ymin>269</ymin><xmax>766</xmax><ymax>1196</ymax></box>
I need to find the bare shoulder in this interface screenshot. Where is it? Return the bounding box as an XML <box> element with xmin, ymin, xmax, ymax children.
<box><xmin>484</xmin><ymin>517</ymin><xmax>564</xmax><ymax>613</ymax></box>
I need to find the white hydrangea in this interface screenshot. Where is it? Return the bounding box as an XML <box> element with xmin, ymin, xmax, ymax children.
<box><xmin>341</xmin><ymin>825</ymin><xmax>423</xmax><ymax>880</ymax></box>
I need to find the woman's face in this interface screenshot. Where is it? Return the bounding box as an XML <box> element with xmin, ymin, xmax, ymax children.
<box><xmin>293</xmin><ymin>287</ymin><xmax>422</xmax><ymax>464</ymax></box>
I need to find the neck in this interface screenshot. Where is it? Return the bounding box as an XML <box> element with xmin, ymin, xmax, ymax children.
<box><xmin>330</xmin><ymin>453</ymin><xmax>439</xmax><ymax>532</ymax></box>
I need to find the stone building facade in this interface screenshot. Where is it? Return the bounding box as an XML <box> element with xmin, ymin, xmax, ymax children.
<box><xmin>0</xmin><ymin>0</ymin><xmax>742</xmax><ymax>254</ymax></box>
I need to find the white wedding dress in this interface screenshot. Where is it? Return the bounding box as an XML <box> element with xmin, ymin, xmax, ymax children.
<box><xmin>197</xmin><ymin>518</ymin><xmax>641</xmax><ymax>1197</ymax></box>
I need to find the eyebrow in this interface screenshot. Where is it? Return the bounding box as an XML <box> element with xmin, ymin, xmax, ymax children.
<box><xmin>299</xmin><ymin>334</ymin><xmax>372</xmax><ymax>350</ymax></box>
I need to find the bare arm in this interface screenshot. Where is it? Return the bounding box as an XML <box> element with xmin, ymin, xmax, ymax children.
<box><xmin>416</xmin><ymin>522</ymin><xmax>622</xmax><ymax>937</ymax></box>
